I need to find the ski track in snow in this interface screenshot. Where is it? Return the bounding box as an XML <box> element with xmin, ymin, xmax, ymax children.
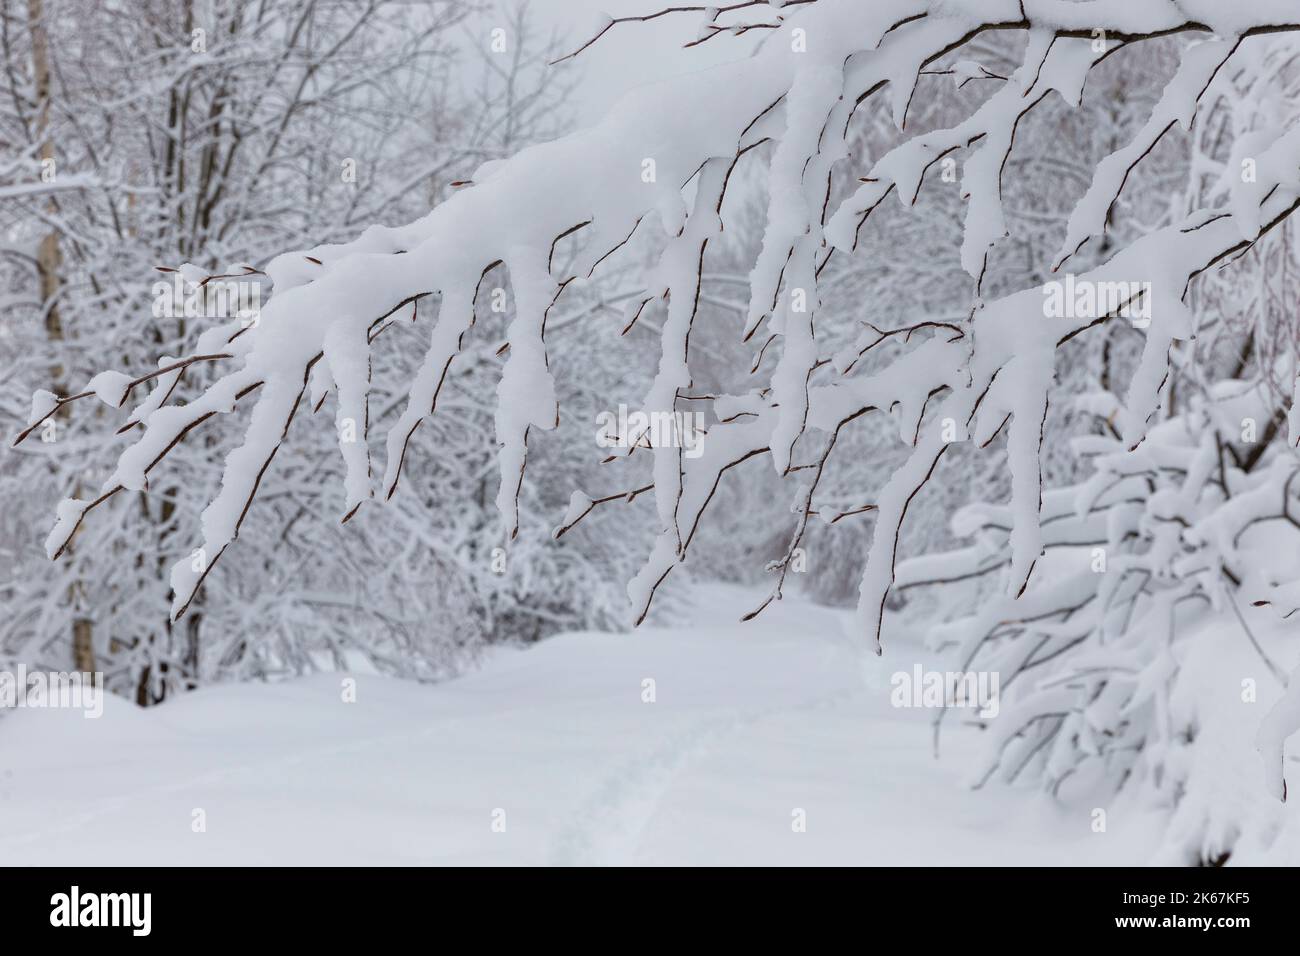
<box><xmin>549</xmin><ymin>687</ymin><xmax>864</xmax><ymax>865</ymax></box>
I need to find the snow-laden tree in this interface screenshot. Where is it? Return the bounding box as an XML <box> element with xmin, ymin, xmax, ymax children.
<box><xmin>2</xmin><ymin>0</ymin><xmax>622</xmax><ymax>700</ymax></box>
<box><xmin>697</xmin><ymin>33</ymin><xmax>1187</xmax><ymax>607</ymax></box>
<box><xmin>893</xmin><ymin>33</ymin><xmax>1300</xmax><ymax>854</ymax></box>
<box><xmin>16</xmin><ymin>0</ymin><xmax>1300</xmax><ymax>779</ymax></box>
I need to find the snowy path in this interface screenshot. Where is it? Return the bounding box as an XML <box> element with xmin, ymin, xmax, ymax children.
<box><xmin>0</xmin><ymin>586</ymin><xmax>1166</xmax><ymax>865</ymax></box>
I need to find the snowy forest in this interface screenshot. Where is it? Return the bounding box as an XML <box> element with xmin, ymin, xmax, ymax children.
<box><xmin>5</xmin><ymin>0</ymin><xmax>1300</xmax><ymax>868</ymax></box>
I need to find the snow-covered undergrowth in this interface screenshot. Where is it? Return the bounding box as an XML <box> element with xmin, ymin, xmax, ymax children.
<box><xmin>1</xmin><ymin>585</ymin><xmax>1184</xmax><ymax>866</ymax></box>
<box><xmin>886</xmin><ymin>378</ymin><xmax>1300</xmax><ymax>862</ymax></box>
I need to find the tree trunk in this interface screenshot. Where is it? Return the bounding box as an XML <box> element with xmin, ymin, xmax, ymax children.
<box><xmin>28</xmin><ymin>0</ymin><xmax>95</xmax><ymax>676</ymax></box>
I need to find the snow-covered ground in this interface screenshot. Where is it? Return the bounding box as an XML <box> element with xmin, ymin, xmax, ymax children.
<box><xmin>1</xmin><ymin>585</ymin><xmax>1174</xmax><ymax>865</ymax></box>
